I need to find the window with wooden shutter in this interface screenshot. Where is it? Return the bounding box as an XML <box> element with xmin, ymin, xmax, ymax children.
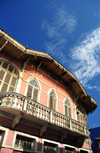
<box><xmin>76</xmin><ymin>105</ymin><xmax>87</xmax><ymax>124</ymax></box>
<box><xmin>27</xmin><ymin>85</ymin><xmax>32</xmax><ymax>98</ymax></box>
<box><xmin>0</xmin><ymin>60</ymin><xmax>18</xmax><ymax>93</ymax></box>
<box><xmin>49</xmin><ymin>96</ymin><xmax>53</xmax><ymax>109</ymax></box>
<box><xmin>49</xmin><ymin>90</ymin><xmax>56</xmax><ymax>111</ymax></box>
<box><xmin>33</xmin><ymin>88</ymin><xmax>38</xmax><ymax>102</ymax></box>
<box><xmin>27</xmin><ymin>79</ymin><xmax>39</xmax><ymax>102</ymax></box>
<box><xmin>65</xmin><ymin>99</ymin><xmax>71</xmax><ymax>118</ymax></box>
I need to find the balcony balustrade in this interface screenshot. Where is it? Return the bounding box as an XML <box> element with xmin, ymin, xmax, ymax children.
<box><xmin>0</xmin><ymin>92</ymin><xmax>89</xmax><ymax>138</ymax></box>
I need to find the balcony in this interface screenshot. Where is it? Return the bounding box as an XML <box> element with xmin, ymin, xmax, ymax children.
<box><xmin>0</xmin><ymin>92</ymin><xmax>90</xmax><ymax>147</ymax></box>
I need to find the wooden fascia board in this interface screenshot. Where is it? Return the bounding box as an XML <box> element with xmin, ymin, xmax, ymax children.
<box><xmin>0</xmin><ymin>29</ymin><xmax>25</xmax><ymax>52</ymax></box>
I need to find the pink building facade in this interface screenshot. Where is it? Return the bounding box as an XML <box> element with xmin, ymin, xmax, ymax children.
<box><xmin>0</xmin><ymin>29</ymin><xmax>97</xmax><ymax>153</ymax></box>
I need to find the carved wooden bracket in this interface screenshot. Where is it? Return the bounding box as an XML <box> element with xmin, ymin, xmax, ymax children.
<box><xmin>40</xmin><ymin>123</ymin><xmax>48</xmax><ymax>136</ymax></box>
<box><xmin>61</xmin><ymin>131</ymin><xmax>68</xmax><ymax>142</ymax></box>
<box><xmin>12</xmin><ymin>113</ymin><xmax>23</xmax><ymax>128</ymax></box>
<box><xmin>21</xmin><ymin>56</ymin><xmax>31</xmax><ymax>71</ymax></box>
<box><xmin>0</xmin><ymin>40</ymin><xmax>8</xmax><ymax>51</ymax></box>
<box><xmin>36</xmin><ymin>59</ymin><xmax>44</xmax><ymax>73</ymax></box>
<box><xmin>74</xmin><ymin>92</ymin><xmax>82</xmax><ymax>103</ymax></box>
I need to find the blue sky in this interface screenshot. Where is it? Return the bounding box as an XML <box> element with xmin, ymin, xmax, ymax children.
<box><xmin>1</xmin><ymin>0</ymin><xmax>100</xmax><ymax>128</ymax></box>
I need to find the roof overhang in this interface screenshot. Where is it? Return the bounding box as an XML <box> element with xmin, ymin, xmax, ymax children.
<box><xmin>0</xmin><ymin>29</ymin><xmax>97</xmax><ymax>113</ymax></box>
<box><xmin>95</xmin><ymin>137</ymin><xmax>100</xmax><ymax>140</ymax></box>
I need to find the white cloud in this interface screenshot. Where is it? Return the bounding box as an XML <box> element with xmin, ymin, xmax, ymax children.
<box><xmin>41</xmin><ymin>4</ymin><xmax>77</xmax><ymax>63</ymax></box>
<box><xmin>71</xmin><ymin>27</ymin><xmax>100</xmax><ymax>86</ymax></box>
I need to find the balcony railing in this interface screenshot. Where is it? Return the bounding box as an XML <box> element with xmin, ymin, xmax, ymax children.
<box><xmin>0</xmin><ymin>92</ymin><xmax>89</xmax><ymax>137</ymax></box>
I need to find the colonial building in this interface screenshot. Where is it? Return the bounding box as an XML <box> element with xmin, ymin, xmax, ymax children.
<box><xmin>0</xmin><ymin>29</ymin><xmax>97</xmax><ymax>153</ymax></box>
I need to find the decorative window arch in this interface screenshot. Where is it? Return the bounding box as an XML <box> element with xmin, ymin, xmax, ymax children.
<box><xmin>26</xmin><ymin>78</ymin><xmax>39</xmax><ymax>102</ymax></box>
<box><xmin>0</xmin><ymin>60</ymin><xmax>19</xmax><ymax>92</ymax></box>
<box><xmin>64</xmin><ymin>98</ymin><xmax>72</xmax><ymax>118</ymax></box>
<box><xmin>76</xmin><ymin>105</ymin><xmax>87</xmax><ymax>124</ymax></box>
<box><xmin>49</xmin><ymin>90</ymin><xmax>56</xmax><ymax>111</ymax></box>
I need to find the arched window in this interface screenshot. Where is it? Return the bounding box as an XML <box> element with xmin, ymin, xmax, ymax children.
<box><xmin>0</xmin><ymin>60</ymin><xmax>18</xmax><ymax>92</ymax></box>
<box><xmin>76</xmin><ymin>105</ymin><xmax>87</xmax><ymax>124</ymax></box>
<box><xmin>65</xmin><ymin>98</ymin><xmax>71</xmax><ymax>118</ymax></box>
<box><xmin>49</xmin><ymin>90</ymin><xmax>56</xmax><ymax>111</ymax></box>
<box><xmin>27</xmin><ymin>79</ymin><xmax>39</xmax><ymax>102</ymax></box>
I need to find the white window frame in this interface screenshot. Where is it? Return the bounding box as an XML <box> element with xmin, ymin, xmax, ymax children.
<box><xmin>0</xmin><ymin>58</ymin><xmax>19</xmax><ymax>93</ymax></box>
<box><xmin>12</xmin><ymin>131</ymin><xmax>38</xmax><ymax>152</ymax></box>
<box><xmin>47</xmin><ymin>88</ymin><xmax>58</xmax><ymax>111</ymax></box>
<box><xmin>42</xmin><ymin>138</ymin><xmax>60</xmax><ymax>153</ymax></box>
<box><xmin>25</xmin><ymin>76</ymin><xmax>41</xmax><ymax>103</ymax></box>
<box><xmin>63</xmin><ymin>144</ymin><xmax>75</xmax><ymax>153</ymax></box>
<box><xmin>76</xmin><ymin>105</ymin><xmax>87</xmax><ymax>124</ymax></box>
<box><xmin>63</xmin><ymin>97</ymin><xmax>72</xmax><ymax>118</ymax></box>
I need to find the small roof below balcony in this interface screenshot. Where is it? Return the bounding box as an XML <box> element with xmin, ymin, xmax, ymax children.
<box><xmin>0</xmin><ymin>29</ymin><xmax>97</xmax><ymax>114</ymax></box>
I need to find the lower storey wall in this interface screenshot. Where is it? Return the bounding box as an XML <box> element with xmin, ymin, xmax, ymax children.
<box><xmin>0</xmin><ymin>125</ymin><xmax>91</xmax><ymax>153</ymax></box>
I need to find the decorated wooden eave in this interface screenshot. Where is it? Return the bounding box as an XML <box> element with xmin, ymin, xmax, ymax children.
<box><xmin>0</xmin><ymin>29</ymin><xmax>97</xmax><ymax>114</ymax></box>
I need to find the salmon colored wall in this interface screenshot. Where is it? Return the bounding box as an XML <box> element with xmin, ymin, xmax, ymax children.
<box><xmin>40</xmin><ymin>91</ymin><xmax>47</xmax><ymax>106</ymax></box>
<box><xmin>39</xmin><ymin>81</ymin><xmax>50</xmax><ymax>93</ymax></box>
<box><xmin>24</xmin><ymin>63</ymin><xmax>75</xmax><ymax>116</ymax></box>
<box><xmin>19</xmin><ymin>80</ymin><xmax>26</xmax><ymax>95</ymax></box>
<box><xmin>6</xmin><ymin>130</ymin><xmax>14</xmax><ymax>146</ymax></box>
<box><xmin>58</xmin><ymin>100</ymin><xmax>63</xmax><ymax>114</ymax></box>
<box><xmin>0</xmin><ymin>148</ymin><xmax>13</xmax><ymax>153</ymax></box>
<box><xmin>0</xmin><ymin>53</ymin><xmax>76</xmax><ymax>117</ymax></box>
<box><xmin>82</xmin><ymin>142</ymin><xmax>89</xmax><ymax>149</ymax></box>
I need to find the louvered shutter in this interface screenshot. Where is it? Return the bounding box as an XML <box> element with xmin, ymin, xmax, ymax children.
<box><xmin>53</xmin><ymin>98</ymin><xmax>56</xmax><ymax>110</ymax></box>
<box><xmin>49</xmin><ymin>96</ymin><xmax>53</xmax><ymax>109</ymax></box>
<box><xmin>69</xmin><ymin>107</ymin><xmax>71</xmax><ymax>118</ymax></box>
<box><xmin>33</xmin><ymin>88</ymin><xmax>38</xmax><ymax>102</ymax></box>
<box><xmin>84</xmin><ymin>115</ymin><xmax>87</xmax><ymax>124</ymax></box>
<box><xmin>65</xmin><ymin>105</ymin><xmax>67</xmax><ymax>116</ymax></box>
<box><xmin>27</xmin><ymin>85</ymin><xmax>32</xmax><ymax>98</ymax></box>
<box><xmin>77</xmin><ymin>112</ymin><xmax>79</xmax><ymax>121</ymax></box>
